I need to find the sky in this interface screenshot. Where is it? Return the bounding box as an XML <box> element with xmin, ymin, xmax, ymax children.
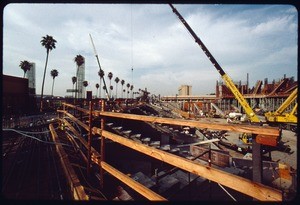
<box><xmin>2</xmin><ymin>3</ymin><xmax>298</xmax><ymax>97</ymax></box>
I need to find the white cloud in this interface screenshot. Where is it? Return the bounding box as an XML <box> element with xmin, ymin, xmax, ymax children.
<box><xmin>2</xmin><ymin>4</ymin><xmax>297</xmax><ymax>97</ymax></box>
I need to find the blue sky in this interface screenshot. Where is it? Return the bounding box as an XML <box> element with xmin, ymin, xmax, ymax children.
<box><xmin>2</xmin><ymin>3</ymin><xmax>298</xmax><ymax>97</ymax></box>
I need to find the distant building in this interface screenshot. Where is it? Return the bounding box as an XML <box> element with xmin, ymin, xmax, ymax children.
<box><xmin>178</xmin><ymin>85</ymin><xmax>192</xmax><ymax>96</ymax></box>
<box><xmin>26</xmin><ymin>62</ymin><xmax>36</xmax><ymax>95</ymax></box>
<box><xmin>77</xmin><ymin>57</ymin><xmax>85</xmax><ymax>99</ymax></box>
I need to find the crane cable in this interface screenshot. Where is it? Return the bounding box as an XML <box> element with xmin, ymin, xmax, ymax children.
<box><xmin>131</xmin><ymin>4</ymin><xmax>134</xmax><ymax>86</ymax></box>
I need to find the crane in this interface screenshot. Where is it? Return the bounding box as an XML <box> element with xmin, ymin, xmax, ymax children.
<box><xmin>168</xmin><ymin>4</ymin><xmax>260</xmax><ymax>123</ymax></box>
<box><xmin>168</xmin><ymin>4</ymin><xmax>281</xmax><ymax>147</ymax></box>
<box><xmin>89</xmin><ymin>34</ymin><xmax>110</xmax><ymax>101</ymax></box>
<box><xmin>265</xmin><ymin>88</ymin><xmax>297</xmax><ymax>132</ymax></box>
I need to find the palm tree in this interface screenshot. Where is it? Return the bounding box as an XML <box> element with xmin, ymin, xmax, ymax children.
<box><xmin>103</xmin><ymin>85</ymin><xmax>107</xmax><ymax>98</ymax></box>
<box><xmin>50</xmin><ymin>69</ymin><xmax>59</xmax><ymax>97</ymax></box>
<box><xmin>108</xmin><ymin>72</ymin><xmax>113</xmax><ymax>98</ymax></box>
<box><xmin>114</xmin><ymin>77</ymin><xmax>120</xmax><ymax>99</ymax></box>
<box><xmin>98</xmin><ymin>70</ymin><xmax>104</xmax><ymax>99</ymax></box>
<box><xmin>83</xmin><ymin>81</ymin><xmax>88</xmax><ymax>98</ymax></box>
<box><xmin>121</xmin><ymin>79</ymin><xmax>125</xmax><ymax>98</ymax></box>
<box><xmin>126</xmin><ymin>83</ymin><xmax>130</xmax><ymax>99</ymax></box>
<box><xmin>40</xmin><ymin>35</ymin><xmax>57</xmax><ymax>111</ymax></box>
<box><xmin>95</xmin><ymin>83</ymin><xmax>99</xmax><ymax>98</ymax></box>
<box><xmin>109</xmin><ymin>85</ymin><xmax>113</xmax><ymax>98</ymax></box>
<box><xmin>72</xmin><ymin>76</ymin><xmax>77</xmax><ymax>97</ymax></box>
<box><xmin>130</xmin><ymin>85</ymin><xmax>134</xmax><ymax>99</ymax></box>
<box><xmin>74</xmin><ymin>54</ymin><xmax>85</xmax><ymax>99</ymax></box>
<box><xmin>19</xmin><ymin>60</ymin><xmax>32</xmax><ymax>78</ymax></box>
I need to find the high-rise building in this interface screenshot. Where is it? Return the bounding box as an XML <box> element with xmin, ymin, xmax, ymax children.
<box><xmin>77</xmin><ymin>57</ymin><xmax>85</xmax><ymax>99</ymax></box>
<box><xmin>26</xmin><ymin>62</ymin><xmax>36</xmax><ymax>95</ymax></box>
<box><xmin>178</xmin><ymin>85</ymin><xmax>192</xmax><ymax>96</ymax></box>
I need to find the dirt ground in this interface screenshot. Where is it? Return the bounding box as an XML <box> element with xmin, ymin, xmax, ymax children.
<box><xmin>197</xmin><ymin>118</ymin><xmax>297</xmax><ymax>170</ymax></box>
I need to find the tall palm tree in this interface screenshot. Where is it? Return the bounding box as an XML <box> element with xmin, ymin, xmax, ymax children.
<box><xmin>74</xmin><ymin>54</ymin><xmax>85</xmax><ymax>99</ymax></box>
<box><xmin>130</xmin><ymin>85</ymin><xmax>134</xmax><ymax>99</ymax></box>
<box><xmin>109</xmin><ymin>85</ymin><xmax>113</xmax><ymax>98</ymax></box>
<box><xmin>50</xmin><ymin>69</ymin><xmax>59</xmax><ymax>97</ymax></box>
<box><xmin>40</xmin><ymin>35</ymin><xmax>57</xmax><ymax>111</ymax></box>
<box><xmin>121</xmin><ymin>79</ymin><xmax>125</xmax><ymax>98</ymax></box>
<box><xmin>114</xmin><ymin>77</ymin><xmax>120</xmax><ymax>99</ymax></box>
<box><xmin>98</xmin><ymin>70</ymin><xmax>104</xmax><ymax>99</ymax></box>
<box><xmin>103</xmin><ymin>85</ymin><xmax>106</xmax><ymax>98</ymax></box>
<box><xmin>95</xmin><ymin>83</ymin><xmax>99</xmax><ymax>98</ymax></box>
<box><xmin>108</xmin><ymin>72</ymin><xmax>113</xmax><ymax>98</ymax></box>
<box><xmin>19</xmin><ymin>60</ymin><xmax>32</xmax><ymax>78</ymax></box>
<box><xmin>126</xmin><ymin>83</ymin><xmax>130</xmax><ymax>99</ymax></box>
<box><xmin>83</xmin><ymin>80</ymin><xmax>88</xmax><ymax>98</ymax></box>
<box><xmin>72</xmin><ymin>76</ymin><xmax>77</xmax><ymax>97</ymax></box>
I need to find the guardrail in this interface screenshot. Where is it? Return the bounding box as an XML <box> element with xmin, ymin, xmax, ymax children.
<box><xmin>55</xmin><ymin>102</ymin><xmax>282</xmax><ymax>201</ymax></box>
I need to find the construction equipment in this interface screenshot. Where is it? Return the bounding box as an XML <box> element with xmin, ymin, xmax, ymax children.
<box><xmin>169</xmin><ymin>4</ymin><xmax>259</xmax><ymax>123</ymax></box>
<box><xmin>168</xmin><ymin>4</ymin><xmax>280</xmax><ymax>147</ymax></box>
<box><xmin>265</xmin><ymin>88</ymin><xmax>297</xmax><ymax>132</ymax></box>
<box><xmin>89</xmin><ymin>34</ymin><xmax>110</xmax><ymax>101</ymax></box>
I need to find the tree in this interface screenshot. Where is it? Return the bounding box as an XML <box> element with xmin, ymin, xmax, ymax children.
<box><xmin>98</xmin><ymin>70</ymin><xmax>104</xmax><ymax>99</ymax></box>
<box><xmin>95</xmin><ymin>83</ymin><xmax>99</xmax><ymax>98</ymax></box>
<box><xmin>19</xmin><ymin>60</ymin><xmax>32</xmax><ymax>78</ymax></box>
<box><xmin>74</xmin><ymin>54</ymin><xmax>85</xmax><ymax>99</ymax></box>
<box><xmin>72</xmin><ymin>76</ymin><xmax>77</xmax><ymax>97</ymax></box>
<box><xmin>130</xmin><ymin>85</ymin><xmax>134</xmax><ymax>99</ymax></box>
<box><xmin>103</xmin><ymin>85</ymin><xmax>107</xmax><ymax>98</ymax></box>
<box><xmin>108</xmin><ymin>72</ymin><xmax>113</xmax><ymax>98</ymax></box>
<box><xmin>121</xmin><ymin>79</ymin><xmax>125</xmax><ymax>98</ymax></box>
<box><xmin>126</xmin><ymin>83</ymin><xmax>130</xmax><ymax>99</ymax></box>
<box><xmin>114</xmin><ymin>77</ymin><xmax>120</xmax><ymax>99</ymax></box>
<box><xmin>40</xmin><ymin>35</ymin><xmax>57</xmax><ymax>111</ymax></box>
<box><xmin>50</xmin><ymin>69</ymin><xmax>59</xmax><ymax>97</ymax></box>
<box><xmin>83</xmin><ymin>80</ymin><xmax>88</xmax><ymax>98</ymax></box>
<box><xmin>109</xmin><ymin>85</ymin><xmax>113</xmax><ymax>98</ymax></box>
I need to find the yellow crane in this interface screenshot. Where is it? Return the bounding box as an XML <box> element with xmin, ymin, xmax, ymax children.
<box><xmin>169</xmin><ymin>4</ymin><xmax>280</xmax><ymax>147</ymax></box>
<box><xmin>265</xmin><ymin>88</ymin><xmax>297</xmax><ymax>132</ymax></box>
<box><xmin>168</xmin><ymin>4</ymin><xmax>259</xmax><ymax>123</ymax></box>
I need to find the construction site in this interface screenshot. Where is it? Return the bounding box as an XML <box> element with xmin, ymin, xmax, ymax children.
<box><xmin>2</xmin><ymin>4</ymin><xmax>298</xmax><ymax>202</ymax></box>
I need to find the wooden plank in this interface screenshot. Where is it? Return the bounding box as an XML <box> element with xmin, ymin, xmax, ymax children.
<box><xmin>94</xmin><ymin>128</ymin><xmax>282</xmax><ymax>201</ymax></box>
<box><xmin>58</xmin><ymin>110</ymin><xmax>89</xmax><ymax>131</ymax></box>
<box><xmin>49</xmin><ymin>123</ymin><xmax>89</xmax><ymax>200</ymax></box>
<box><xmin>62</xmin><ymin>119</ymin><xmax>101</xmax><ymax>160</ymax></box>
<box><xmin>101</xmin><ymin>161</ymin><xmax>166</xmax><ymax>201</ymax></box>
<box><xmin>95</xmin><ymin>111</ymin><xmax>280</xmax><ymax>137</ymax></box>
<box><xmin>62</xmin><ymin>103</ymin><xmax>90</xmax><ymax>114</ymax></box>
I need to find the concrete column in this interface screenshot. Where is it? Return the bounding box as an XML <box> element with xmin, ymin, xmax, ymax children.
<box><xmin>252</xmin><ymin>139</ymin><xmax>262</xmax><ymax>183</ymax></box>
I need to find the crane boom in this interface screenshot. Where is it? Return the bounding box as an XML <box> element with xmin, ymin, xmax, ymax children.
<box><xmin>89</xmin><ymin>34</ymin><xmax>110</xmax><ymax>101</ymax></box>
<box><xmin>169</xmin><ymin>4</ymin><xmax>260</xmax><ymax>123</ymax></box>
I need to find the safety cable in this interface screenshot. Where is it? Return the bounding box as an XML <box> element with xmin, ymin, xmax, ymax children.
<box><xmin>2</xmin><ymin>128</ymin><xmax>71</xmax><ymax>147</ymax></box>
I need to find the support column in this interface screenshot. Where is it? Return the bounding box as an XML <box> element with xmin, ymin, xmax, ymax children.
<box><xmin>87</xmin><ymin>100</ymin><xmax>92</xmax><ymax>177</ymax></box>
<box><xmin>252</xmin><ymin>137</ymin><xmax>262</xmax><ymax>183</ymax></box>
<box><xmin>100</xmin><ymin>100</ymin><xmax>105</xmax><ymax>189</ymax></box>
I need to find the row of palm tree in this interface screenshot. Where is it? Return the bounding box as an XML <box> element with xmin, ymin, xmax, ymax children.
<box><xmin>94</xmin><ymin>70</ymin><xmax>135</xmax><ymax>99</ymax></box>
<box><xmin>20</xmin><ymin>34</ymin><xmax>138</xmax><ymax>112</ymax></box>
